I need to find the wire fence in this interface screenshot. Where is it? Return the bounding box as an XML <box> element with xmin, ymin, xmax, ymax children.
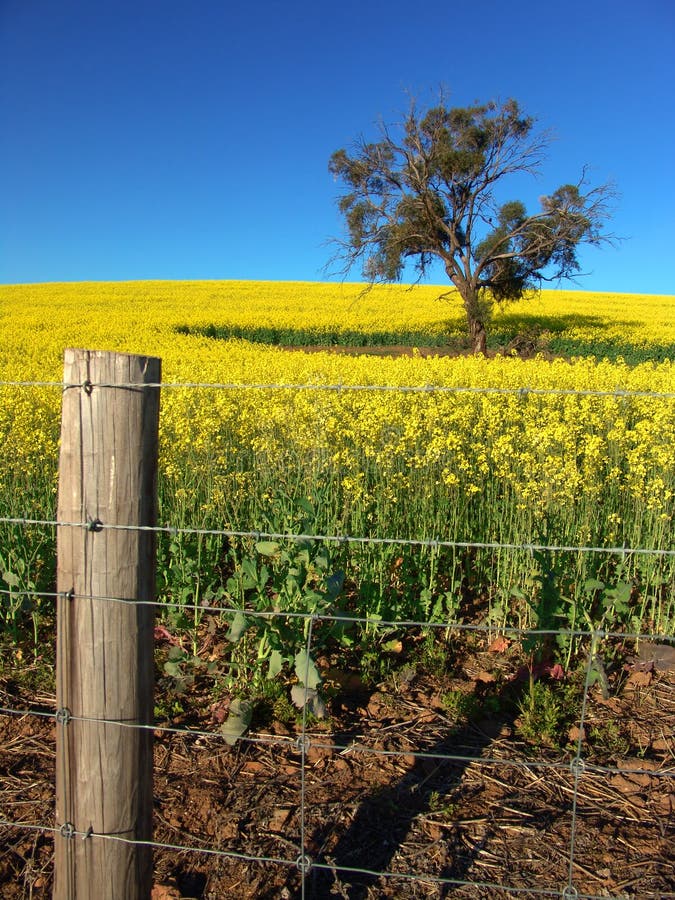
<box><xmin>2</xmin><ymin>377</ymin><xmax>675</xmax><ymax>399</ymax></box>
<box><xmin>0</xmin><ymin>590</ymin><xmax>673</xmax><ymax>898</ymax></box>
<box><xmin>0</xmin><ymin>375</ymin><xmax>674</xmax><ymax>898</ymax></box>
<box><xmin>3</xmin><ymin>516</ymin><xmax>675</xmax><ymax>558</ymax></box>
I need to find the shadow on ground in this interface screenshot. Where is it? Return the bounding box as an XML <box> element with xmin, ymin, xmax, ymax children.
<box><xmin>307</xmin><ymin>675</ymin><xmax>532</xmax><ymax>898</ymax></box>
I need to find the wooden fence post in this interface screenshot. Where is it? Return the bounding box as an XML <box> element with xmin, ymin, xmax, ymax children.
<box><xmin>54</xmin><ymin>349</ymin><xmax>161</xmax><ymax>899</ymax></box>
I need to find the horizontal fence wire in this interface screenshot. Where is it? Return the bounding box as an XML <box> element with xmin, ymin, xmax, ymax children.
<box><xmin>1</xmin><ymin>377</ymin><xmax>674</xmax><ymax>899</ymax></box>
<box><xmin>1</xmin><ymin>586</ymin><xmax>674</xmax><ymax>643</ymax></box>
<box><xmin>0</xmin><ymin>701</ymin><xmax>672</xmax><ymax>782</ymax></box>
<box><xmin>1</xmin><ymin>816</ymin><xmax>600</xmax><ymax>899</ymax></box>
<box><xmin>2</xmin><ymin>581</ymin><xmax>673</xmax><ymax>897</ymax></box>
<box><xmin>1</xmin><ymin>516</ymin><xmax>673</xmax><ymax>558</ymax></box>
<box><xmin>1</xmin><ymin>652</ymin><xmax>673</xmax><ymax>900</ymax></box>
<box><xmin>2</xmin><ymin>378</ymin><xmax>675</xmax><ymax>399</ymax></box>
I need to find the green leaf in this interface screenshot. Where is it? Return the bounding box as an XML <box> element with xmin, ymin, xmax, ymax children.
<box><xmin>267</xmin><ymin>649</ymin><xmax>284</xmax><ymax>679</ymax></box>
<box><xmin>295</xmin><ymin>548</ymin><xmax>310</xmax><ymax>567</ymax></box>
<box><xmin>220</xmin><ymin>699</ymin><xmax>253</xmax><ymax>746</ymax></box>
<box><xmin>304</xmin><ymin>590</ymin><xmax>324</xmax><ymax>611</ymax></box>
<box><xmin>294</xmin><ymin>649</ymin><xmax>321</xmax><ymax>690</ymax></box>
<box><xmin>256</xmin><ymin>541</ymin><xmax>280</xmax><ymax>557</ymax></box>
<box><xmin>226</xmin><ymin>611</ymin><xmax>248</xmax><ymax>643</ymax></box>
<box><xmin>314</xmin><ymin>551</ymin><xmax>330</xmax><ymax>571</ymax></box>
<box><xmin>584</xmin><ymin>578</ymin><xmax>605</xmax><ymax>593</ymax></box>
<box><xmin>290</xmin><ymin>685</ymin><xmax>326</xmax><ymax>718</ymax></box>
<box><xmin>163</xmin><ymin>660</ymin><xmax>182</xmax><ymax>677</ymax></box>
<box><xmin>382</xmin><ymin>639</ymin><xmax>403</xmax><ymax>653</ymax></box>
<box><xmin>297</xmin><ymin>497</ymin><xmax>315</xmax><ymax>516</ymax></box>
<box><xmin>286</xmin><ymin>573</ymin><xmax>302</xmax><ymax>594</ymax></box>
<box><xmin>613</xmin><ymin>581</ymin><xmax>632</xmax><ymax>606</ymax></box>
<box><xmin>2</xmin><ymin>571</ymin><xmax>20</xmax><ymax>588</ymax></box>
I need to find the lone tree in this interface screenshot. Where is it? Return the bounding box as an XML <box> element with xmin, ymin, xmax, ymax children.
<box><xmin>329</xmin><ymin>96</ymin><xmax>616</xmax><ymax>353</ymax></box>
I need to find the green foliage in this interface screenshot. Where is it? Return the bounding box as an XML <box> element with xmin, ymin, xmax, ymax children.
<box><xmin>512</xmin><ymin>549</ymin><xmax>571</xmax><ymax>661</ymax></box>
<box><xmin>589</xmin><ymin>719</ymin><xmax>631</xmax><ymax>758</ymax></box>
<box><xmin>441</xmin><ymin>689</ymin><xmax>479</xmax><ymax>722</ymax></box>
<box><xmin>219</xmin><ymin>537</ymin><xmax>347</xmax><ymax>719</ymax></box>
<box><xmin>428</xmin><ymin>790</ymin><xmax>458</xmax><ymax>818</ymax></box>
<box><xmin>162</xmin><ymin>644</ymin><xmax>219</xmax><ymax>694</ymax></box>
<box><xmin>570</xmin><ymin>568</ymin><xmax>636</xmax><ymax>696</ymax></box>
<box><xmin>220</xmin><ymin>698</ymin><xmax>254</xmax><ymax>746</ymax></box>
<box><xmin>516</xmin><ymin>680</ymin><xmax>579</xmax><ymax>748</ymax></box>
<box><xmin>174</xmin><ymin>319</ymin><xmax>675</xmax><ymax>365</ymax></box>
<box><xmin>156</xmin><ymin>529</ymin><xmax>228</xmax><ymax>653</ymax></box>
<box><xmin>414</xmin><ymin>630</ymin><xmax>452</xmax><ymax>678</ymax></box>
<box><xmin>330</xmin><ymin>92</ymin><xmax>615</xmax><ymax>350</ymax></box>
<box><xmin>0</xmin><ymin>543</ymin><xmax>49</xmax><ymax>650</ymax></box>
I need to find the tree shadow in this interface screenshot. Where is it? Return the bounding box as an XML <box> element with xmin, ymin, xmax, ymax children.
<box><xmin>492</xmin><ymin>311</ymin><xmax>636</xmax><ymax>333</ymax></box>
<box><xmin>489</xmin><ymin>311</ymin><xmax>670</xmax><ymax>362</ymax></box>
<box><xmin>172</xmin><ymin>312</ymin><xmax>673</xmax><ymax>364</ymax></box>
<box><xmin>173</xmin><ymin>323</ymin><xmax>457</xmax><ymax>349</ymax></box>
<box><xmin>307</xmin><ymin>675</ymin><xmax>536</xmax><ymax>898</ymax></box>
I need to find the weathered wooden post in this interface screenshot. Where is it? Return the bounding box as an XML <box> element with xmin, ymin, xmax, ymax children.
<box><xmin>54</xmin><ymin>349</ymin><xmax>161</xmax><ymax>899</ymax></box>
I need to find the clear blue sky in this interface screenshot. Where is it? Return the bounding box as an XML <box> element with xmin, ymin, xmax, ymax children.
<box><xmin>1</xmin><ymin>0</ymin><xmax>674</xmax><ymax>293</ymax></box>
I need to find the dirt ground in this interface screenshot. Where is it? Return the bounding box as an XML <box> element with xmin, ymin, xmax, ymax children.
<box><xmin>1</xmin><ymin>632</ymin><xmax>673</xmax><ymax>899</ymax></box>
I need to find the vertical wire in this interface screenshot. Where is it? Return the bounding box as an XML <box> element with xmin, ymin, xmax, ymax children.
<box><xmin>564</xmin><ymin>630</ymin><xmax>601</xmax><ymax>898</ymax></box>
<box><xmin>57</xmin><ymin>589</ymin><xmax>75</xmax><ymax>898</ymax></box>
<box><xmin>298</xmin><ymin>613</ymin><xmax>317</xmax><ymax>900</ymax></box>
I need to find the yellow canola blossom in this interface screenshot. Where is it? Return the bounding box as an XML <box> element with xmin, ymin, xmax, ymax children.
<box><xmin>1</xmin><ymin>280</ymin><xmax>674</xmax><ymax>381</ymax></box>
<box><xmin>0</xmin><ymin>281</ymin><xmax>673</xmax><ymax>556</ymax></box>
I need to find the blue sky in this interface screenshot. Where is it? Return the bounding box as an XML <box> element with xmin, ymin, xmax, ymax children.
<box><xmin>1</xmin><ymin>0</ymin><xmax>674</xmax><ymax>293</ymax></box>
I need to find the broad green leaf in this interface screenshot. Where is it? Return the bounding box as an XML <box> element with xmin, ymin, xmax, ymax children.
<box><xmin>220</xmin><ymin>699</ymin><xmax>253</xmax><ymax>746</ymax></box>
<box><xmin>314</xmin><ymin>551</ymin><xmax>330</xmax><ymax>571</ymax></box>
<box><xmin>226</xmin><ymin>611</ymin><xmax>248</xmax><ymax>643</ymax></box>
<box><xmin>295</xmin><ymin>548</ymin><xmax>310</xmax><ymax>566</ymax></box>
<box><xmin>584</xmin><ymin>578</ymin><xmax>605</xmax><ymax>593</ymax></box>
<box><xmin>290</xmin><ymin>685</ymin><xmax>326</xmax><ymax>718</ymax></box>
<box><xmin>383</xmin><ymin>639</ymin><xmax>403</xmax><ymax>653</ymax></box>
<box><xmin>286</xmin><ymin>573</ymin><xmax>301</xmax><ymax>592</ymax></box>
<box><xmin>241</xmin><ymin>574</ymin><xmax>257</xmax><ymax>591</ymax></box>
<box><xmin>294</xmin><ymin>649</ymin><xmax>321</xmax><ymax>690</ymax></box>
<box><xmin>613</xmin><ymin>581</ymin><xmax>632</xmax><ymax>606</ymax></box>
<box><xmin>256</xmin><ymin>541</ymin><xmax>280</xmax><ymax>557</ymax></box>
<box><xmin>304</xmin><ymin>590</ymin><xmax>324</xmax><ymax>609</ymax></box>
<box><xmin>2</xmin><ymin>571</ymin><xmax>19</xmax><ymax>588</ymax></box>
<box><xmin>163</xmin><ymin>660</ymin><xmax>182</xmax><ymax>677</ymax></box>
<box><xmin>267</xmin><ymin>649</ymin><xmax>284</xmax><ymax>679</ymax></box>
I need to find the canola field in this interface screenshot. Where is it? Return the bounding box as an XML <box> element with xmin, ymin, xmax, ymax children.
<box><xmin>0</xmin><ymin>280</ymin><xmax>674</xmax><ymax>644</ymax></box>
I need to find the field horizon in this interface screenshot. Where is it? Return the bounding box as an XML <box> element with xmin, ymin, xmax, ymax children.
<box><xmin>2</xmin><ymin>280</ymin><xmax>674</xmax><ymax>371</ymax></box>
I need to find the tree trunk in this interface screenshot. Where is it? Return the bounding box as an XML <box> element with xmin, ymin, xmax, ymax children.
<box><xmin>452</xmin><ymin>277</ymin><xmax>489</xmax><ymax>356</ymax></box>
<box><xmin>469</xmin><ymin>316</ymin><xmax>487</xmax><ymax>354</ymax></box>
